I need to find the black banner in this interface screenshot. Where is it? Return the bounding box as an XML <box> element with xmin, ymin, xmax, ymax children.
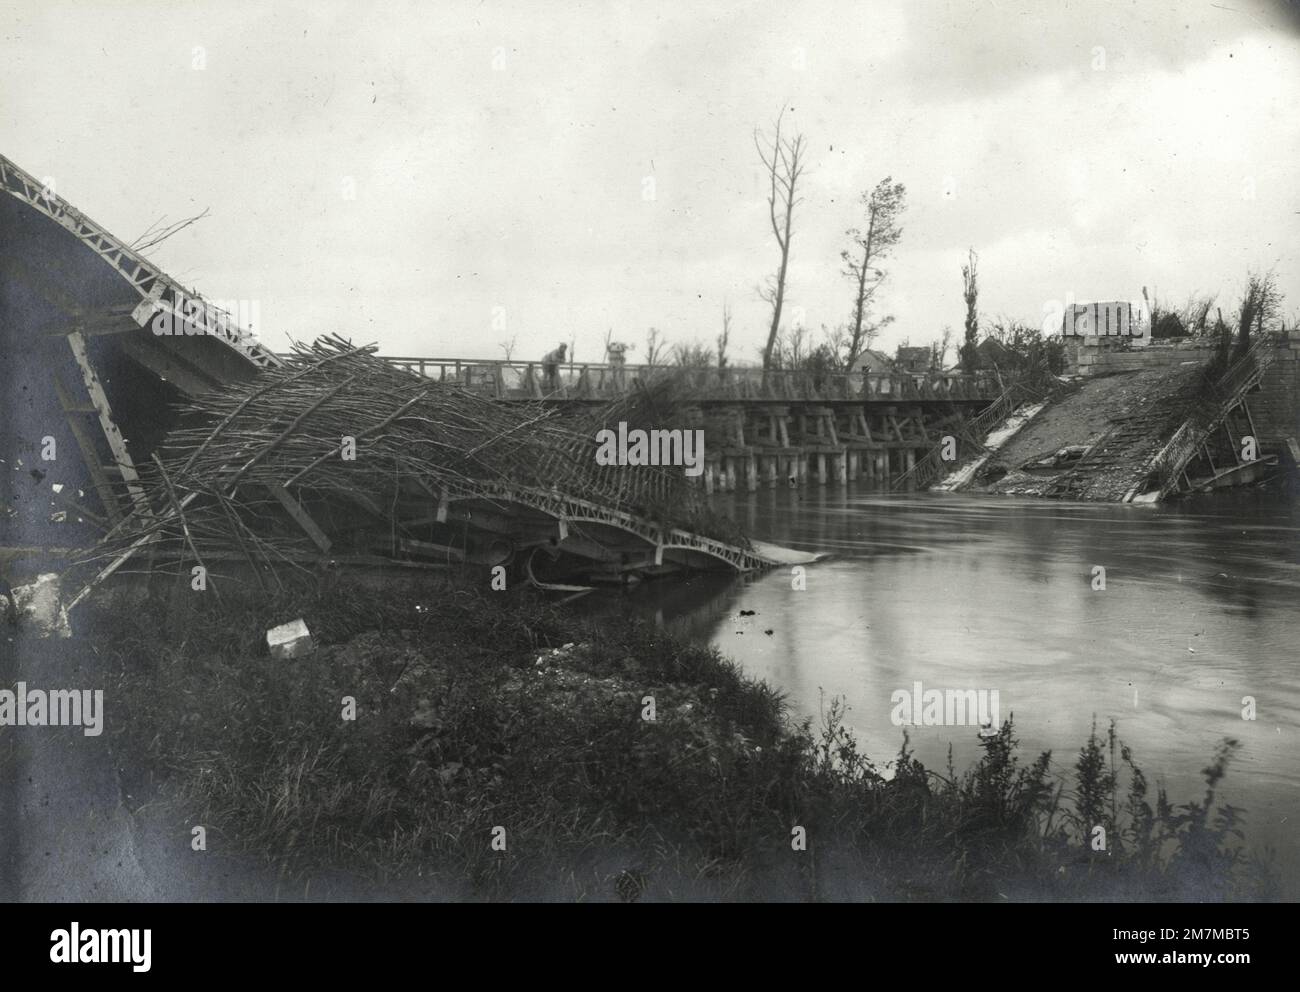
<box><xmin>1</xmin><ymin>902</ymin><xmax>1285</xmax><ymax>981</ymax></box>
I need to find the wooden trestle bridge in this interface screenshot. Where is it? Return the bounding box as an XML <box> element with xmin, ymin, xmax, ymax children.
<box><xmin>370</xmin><ymin>355</ymin><xmax>1007</xmax><ymax>494</ymax></box>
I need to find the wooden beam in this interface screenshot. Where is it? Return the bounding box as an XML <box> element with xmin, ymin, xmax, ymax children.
<box><xmin>64</xmin><ymin>490</ymin><xmax>200</xmax><ymax>613</ymax></box>
<box><xmin>116</xmin><ymin>335</ymin><xmax>220</xmax><ymax>398</ymax></box>
<box><xmin>50</xmin><ymin>372</ymin><xmax>125</xmax><ymax>525</ymax></box>
<box><xmin>1242</xmin><ymin>397</ymin><xmax>1260</xmax><ymax>446</ymax></box>
<box><xmin>268</xmin><ymin>485</ymin><xmax>332</xmax><ymax>554</ymax></box>
<box><xmin>67</xmin><ymin>330</ymin><xmax>149</xmax><ymax>512</ymax></box>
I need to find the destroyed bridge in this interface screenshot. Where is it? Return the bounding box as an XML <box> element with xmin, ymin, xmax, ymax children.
<box><xmin>13</xmin><ymin>148</ymin><xmax>1275</xmax><ymax>602</ymax></box>
<box><xmin>4</xmin><ymin>152</ymin><xmax>855</xmax><ymax>590</ymax></box>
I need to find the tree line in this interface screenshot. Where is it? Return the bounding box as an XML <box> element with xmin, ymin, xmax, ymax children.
<box><xmin>506</xmin><ymin>107</ymin><xmax>1291</xmax><ymax>380</ymax></box>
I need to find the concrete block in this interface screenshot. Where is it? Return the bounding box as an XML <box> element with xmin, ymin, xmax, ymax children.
<box><xmin>267</xmin><ymin>618</ymin><xmax>314</xmax><ymax>660</ymax></box>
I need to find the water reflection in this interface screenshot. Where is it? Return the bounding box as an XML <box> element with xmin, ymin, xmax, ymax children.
<box><xmin>583</xmin><ymin>487</ymin><xmax>1300</xmax><ymax>896</ymax></box>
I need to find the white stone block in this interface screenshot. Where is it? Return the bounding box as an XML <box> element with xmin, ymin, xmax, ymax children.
<box><xmin>267</xmin><ymin>618</ymin><xmax>314</xmax><ymax>660</ymax></box>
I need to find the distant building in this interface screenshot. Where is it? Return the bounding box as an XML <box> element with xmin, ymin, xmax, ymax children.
<box><xmin>894</xmin><ymin>346</ymin><xmax>933</xmax><ymax>373</ymax></box>
<box><xmin>1063</xmin><ymin>301</ymin><xmax>1140</xmax><ymax>339</ymax></box>
<box><xmin>858</xmin><ymin>347</ymin><xmax>895</xmax><ymax>373</ymax></box>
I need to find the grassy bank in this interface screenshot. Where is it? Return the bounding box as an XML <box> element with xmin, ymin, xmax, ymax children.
<box><xmin>59</xmin><ymin>573</ymin><xmax>1273</xmax><ymax>901</ymax></box>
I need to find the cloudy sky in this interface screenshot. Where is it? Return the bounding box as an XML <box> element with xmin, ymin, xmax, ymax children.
<box><xmin>2</xmin><ymin>0</ymin><xmax>1298</xmax><ymax>362</ymax></box>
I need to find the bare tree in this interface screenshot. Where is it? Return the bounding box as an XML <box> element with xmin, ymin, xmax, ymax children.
<box><xmin>1210</xmin><ymin>306</ymin><xmax>1232</xmax><ymax>376</ymax></box>
<box><xmin>1235</xmin><ymin>271</ymin><xmax>1282</xmax><ymax>359</ymax></box>
<box><xmin>644</xmin><ymin>327</ymin><xmax>667</xmax><ymax>366</ymax></box>
<box><xmin>1184</xmin><ymin>294</ymin><xmax>1216</xmax><ymax>336</ymax></box>
<box><xmin>822</xmin><ymin>323</ymin><xmax>850</xmax><ymax>369</ymax></box>
<box><xmin>935</xmin><ymin>327</ymin><xmax>956</xmax><ymax>371</ymax></box>
<box><xmin>841</xmin><ymin>177</ymin><xmax>906</xmax><ymax>368</ymax></box>
<box><xmin>1147</xmin><ymin>288</ymin><xmax>1219</xmax><ymax>339</ymax></box>
<box><xmin>959</xmin><ymin>248</ymin><xmax>979</xmax><ymax>372</ymax></box>
<box><xmin>770</xmin><ymin>323</ymin><xmax>809</xmax><ymax>370</ymax></box>
<box><xmin>754</xmin><ymin>109</ymin><xmax>808</xmax><ymax>369</ymax></box>
<box><xmin>717</xmin><ymin>303</ymin><xmax>732</xmax><ymax>370</ymax></box>
<box><xmin>672</xmin><ymin>340</ymin><xmax>715</xmax><ymax>367</ymax></box>
<box><xmin>931</xmin><ymin>326</ymin><xmax>954</xmax><ymax>370</ymax></box>
<box><xmin>498</xmin><ymin>335</ymin><xmax>518</xmax><ymax>361</ymax></box>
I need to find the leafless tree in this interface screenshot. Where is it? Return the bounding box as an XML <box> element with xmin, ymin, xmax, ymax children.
<box><xmin>1146</xmin><ymin>288</ymin><xmax>1219</xmax><ymax>339</ymax></box>
<box><xmin>842</xmin><ymin>177</ymin><xmax>906</xmax><ymax>368</ymax></box>
<box><xmin>960</xmin><ymin>248</ymin><xmax>979</xmax><ymax>372</ymax></box>
<box><xmin>672</xmin><ymin>341</ymin><xmax>715</xmax><ymax>367</ymax></box>
<box><xmin>1235</xmin><ymin>271</ymin><xmax>1282</xmax><ymax>359</ymax></box>
<box><xmin>769</xmin><ymin>323</ymin><xmax>809</xmax><ymax>370</ymax></box>
<box><xmin>644</xmin><ymin>327</ymin><xmax>667</xmax><ymax>366</ymax></box>
<box><xmin>498</xmin><ymin>335</ymin><xmax>518</xmax><ymax>361</ymax></box>
<box><xmin>931</xmin><ymin>326</ymin><xmax>954</xmax><ymax>370</ymax></box>
<box><xmin>1184</xmin><ymin>294</ymin><xmax>1217</xmax><ymax>335</ymax></box>
<box><xmin>717</xmin><ymin>303</ymin><xmax>732</xmax><ymax>370</ymax></box>
<box><xmin>822</xmin><ymin>323</ymin><xmax>850</xmax><ymax>369</ymax></box>
<box><xmin>754</xmin><ymin>109</ymin><xmax>808</xmax><ymax>369</ymax></box>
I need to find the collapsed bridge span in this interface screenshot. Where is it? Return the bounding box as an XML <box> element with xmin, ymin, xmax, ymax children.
<box><xmin>0</xmin><ymin>150</ymin><xmax>786</xmax><ymax>592</ymax></box>
<box><xmin>68</xmin><ymin>338</ymin><xmax>787</xmax><ymax>605</ymax></box>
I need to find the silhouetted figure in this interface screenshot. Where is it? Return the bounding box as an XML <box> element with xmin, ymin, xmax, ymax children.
<box><xmin>606</xmin><ymin>340</ymin><xmax>631</xmax><ymax>392</ymax></box>
<box><xmin>542</xmin><ymin>343</ymin><xmax>566</xmax><ymax>393</ymax></box>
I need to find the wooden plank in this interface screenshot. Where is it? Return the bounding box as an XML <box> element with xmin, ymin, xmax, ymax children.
<box><xmin>64</xmin><ymin>491</ymin><xmax>199</xmax><ymax>613</ymax></box>
<box><xmin>396</xmin><ymin>538</ymin><xmax>464</xmax><ymax>562</ymax></box>
<box><xmin>50</xmin><ymin>373</ymin><xmax>125</xmax><ymax>525</ymax></box>
<box><xmin>1242</xmin><ymin>397</ymin><xmax>1260</xmax><ymax>447</ymax></box>
<box><xmin>268</xmin><ymin>485</ymin><xmax>332</xmax><ymax>553</ymax></box>
<box><xmin>67</xmin><ymin>330</ymin><xmax>148</xmax><ymax>511</ymax></box>
<box><xmin>41</xmin><ymin>314</ymin><xmax>139</xmax><ymax>338</ymax></box>
<box><xmin>116</xmin><ymin>336</ymin><xmax>220</xmax><ymax>398</ymax></box>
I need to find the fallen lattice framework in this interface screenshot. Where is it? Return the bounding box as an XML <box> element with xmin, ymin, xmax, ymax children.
<box><xmin>69</xmin><ymin>336</ymin><xmax>751</xmax><ymax>600</ymax></box>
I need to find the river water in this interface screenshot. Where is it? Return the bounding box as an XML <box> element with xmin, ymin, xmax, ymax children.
<box><xmin>597</xmin><ymin>488</ymin><xmax>1300</xmax><ymax>898</ymax></box>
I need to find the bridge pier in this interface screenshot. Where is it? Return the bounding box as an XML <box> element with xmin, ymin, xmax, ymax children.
<box><xmin>707</xmin><ymin>401</ymin><xmax>966</xmax><ymax>491</ymax></box>
<box><xmin>519</xmin><ymin>381</ymin><xmax>998</xmax><ymax>496</ymax></box>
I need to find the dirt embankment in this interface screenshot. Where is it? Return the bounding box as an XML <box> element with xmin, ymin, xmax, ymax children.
<box><xmin>4</xmin><ymin>573</ymin><xmax>1271</xmax><ymax>902</ymax></box>
<box><xmin>970</xmin><ymin>365</ymin><xmax>1205</xmax><ymax>496</ymax></box>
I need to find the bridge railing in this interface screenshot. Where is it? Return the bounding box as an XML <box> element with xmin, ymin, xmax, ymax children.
<box><xmin>360</xmin><ymin>355</ymin><xmax>1003</xmax><ymax>402</ymax></box>
<box><xmin>891</xmin><ymin>378</ymin><xmax>1038</xmax><ymax>491</ymax></box>
<box><xmin>1144</xmin><ymin>337</ymin><xmax>1278</xmax><ymax>498</ymax></box>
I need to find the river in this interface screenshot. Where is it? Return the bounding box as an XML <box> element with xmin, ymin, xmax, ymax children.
<box><xmin>594</xmin><ymin>488</ymin><xmax>1300</xmax><ymax>898</ymax></box>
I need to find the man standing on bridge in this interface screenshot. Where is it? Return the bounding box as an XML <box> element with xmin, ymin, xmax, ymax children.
<box><xmin>606</xmin><ymin>339</ymin><xmax>632</xmax><ymax>392</ymax></box>
<box><xmin>542</xmin><ymin>342</ymin><xmax>566</xmax><ymax>393</ymax></box>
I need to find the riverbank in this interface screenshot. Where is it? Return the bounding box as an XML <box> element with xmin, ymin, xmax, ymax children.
<box><xmin>7</xmin><ymin>571</ymin><xmax>1268</xmax><ymax>901</ymax></box>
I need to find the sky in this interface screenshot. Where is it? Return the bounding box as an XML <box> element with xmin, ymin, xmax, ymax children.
<box><xmin>2</xmin><ymin>0</ymin><xmax>1298</xmax><ymax>363</ymax></box>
